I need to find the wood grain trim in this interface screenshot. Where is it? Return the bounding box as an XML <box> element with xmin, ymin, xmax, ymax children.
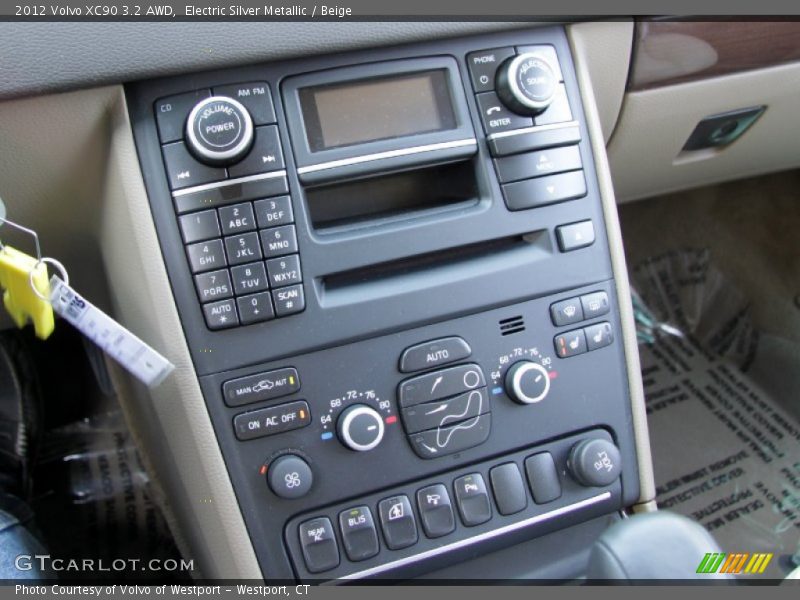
<box><xmin>629</xmin><ymin>20</ymin><xmax>800</xmax><ymax>90</ymax></box>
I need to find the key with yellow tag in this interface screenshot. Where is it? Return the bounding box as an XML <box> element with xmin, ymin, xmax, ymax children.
<box><xmin>0</xmin><ymin>244</ymin><xmax>54</xmax><ymax>339</ymax></box>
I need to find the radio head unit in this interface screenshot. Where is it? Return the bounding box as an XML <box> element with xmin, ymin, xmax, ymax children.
<box><xmin>283</xmin><ymin>57</ymin><xmax>478</xmax><ymax>185</ymax></box>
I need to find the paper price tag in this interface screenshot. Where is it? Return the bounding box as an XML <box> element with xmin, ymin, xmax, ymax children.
<box><xmin>49</xmin><ymin>275</ymin><xmax>174</xmax><ymax>388</ymax></box>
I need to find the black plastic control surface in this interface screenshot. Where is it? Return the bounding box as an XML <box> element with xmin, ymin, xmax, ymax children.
<box><xmin>285</xmin><ymin>430</ymin><xmax>622</xmax><ymax>580</ymax></box>
<box><xmin>127</xmin><ymin>25</ymin><xmax>637</xmax><ymax>582</ymax></box>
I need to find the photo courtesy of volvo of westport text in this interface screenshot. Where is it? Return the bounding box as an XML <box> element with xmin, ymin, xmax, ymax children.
<box><xmin>14</xmin><ymin>585</ymin><xmax>312</xmax><ymax>596</ymax></box>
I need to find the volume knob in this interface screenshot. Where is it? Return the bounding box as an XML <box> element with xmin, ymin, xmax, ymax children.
<box><xmin>496</xmin><ymin>53</ymin><xmax>558</xmax><ymax>115</ymax></box>
<box><xmin>504</xmin><ymin>361</ymin><xmax>551</xmax><ymax>405</ymax></box>
<box><xmin>337</xmin><ymin>404</ymin><xmax>385</xmax><ymax>452</ymax></box>
<box><xmin>185</xmin><ymin>96</ymin><xmax>254</xmax><ymax>166</ymax></box>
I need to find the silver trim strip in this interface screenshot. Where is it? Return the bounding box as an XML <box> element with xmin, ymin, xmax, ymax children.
<box><xmin>487</xmin><ymin>120</ymin><xmax>580</xmax><ymax>141</ymax></box>
<box><xmin>171</xmin><ymin>170</ymin><xmax>287</xmax><ymax>197</ymax></box>
<box><xmin>297</xmin><ymin>139</ymin><xmax>478</xmax><ymax>175</ymax></box>
<box><xmin>332</xmin><ymin>491</ymin><xmax>612</xmax><ymax>581</ymax></box>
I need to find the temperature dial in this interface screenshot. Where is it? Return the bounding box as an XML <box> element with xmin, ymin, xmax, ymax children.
<box><xmin>505</xmin><ymin>361</ymin><xmax>551</xmax><ymax>405</ymax></box>
<box><xmin>496</xmin><ymin>53</ymin><xmax>558</xmax><ymax>115</ymax></box>
<box><xmin>337</xmin><ymin>404</ymin><xmax>385</xmax><ymax>452</ymax></box>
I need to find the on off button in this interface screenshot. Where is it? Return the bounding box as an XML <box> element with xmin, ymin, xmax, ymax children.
<box><xmin>186</xmin><ymin>96</ymin><xmax>254</xmax><ymax>166</ymax></box>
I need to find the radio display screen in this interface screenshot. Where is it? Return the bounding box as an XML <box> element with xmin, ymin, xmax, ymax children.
<box><xmin>298</xmin><ymin>70</ymin><xmax>457</xmax><ymax>152</ymax></box>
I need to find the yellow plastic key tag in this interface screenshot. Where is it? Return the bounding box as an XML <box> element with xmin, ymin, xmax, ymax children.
<box><xmin>0</xmin><ymin>244</ymin><xmax>55</xmax><ymax>339</ymax></box>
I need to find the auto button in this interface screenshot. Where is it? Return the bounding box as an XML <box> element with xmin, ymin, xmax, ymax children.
<box><xmin>399</xmin><ymin>336</ymin><xmax>472</xmax><ymax>373</ymax></box>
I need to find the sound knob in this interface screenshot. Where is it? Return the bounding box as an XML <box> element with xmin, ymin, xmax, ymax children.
<box><xmin>496</xmin><ymin>53</ymin><xmax>558</xmax><ymax>115</ymax></box>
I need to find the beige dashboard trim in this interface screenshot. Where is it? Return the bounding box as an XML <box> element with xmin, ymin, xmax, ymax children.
<box><xmin>99</xmin><ymin>87</ymin><xmax>262</xmax><ymax>579</ymax></box>
<box><xmin>568</xmin><ymin>24</ymin><xmax>657</xmax><ymax>512</ymax></box>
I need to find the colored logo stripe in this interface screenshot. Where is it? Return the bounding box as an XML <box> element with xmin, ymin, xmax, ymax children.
<box><xmin>697</xmin><ymin>552</ymin><xmax>773</xmax><ymax>574</ymax></box>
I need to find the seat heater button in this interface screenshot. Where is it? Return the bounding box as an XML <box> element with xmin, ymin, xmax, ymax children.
<box><xmin>585</xmin><ymin>322</ymin><xmax>614</xmax><ymax>351</ymax></box>
<box><xmin>298</xmin><ymin>517</ymin><xmax>339</xmax><ymax>574</ymax></box>
<box><xmin>554</xmin><ymin>328</ymin><xmax>587</xmax><ymax>358</ymax></box>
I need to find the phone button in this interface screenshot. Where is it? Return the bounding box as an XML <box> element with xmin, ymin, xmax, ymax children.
<box><xmin>476</xmin><ymin>91</ymin><xmax>532</xmax><ymax>134</ymax></box>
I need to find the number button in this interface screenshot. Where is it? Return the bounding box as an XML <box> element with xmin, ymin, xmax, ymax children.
<box><xmin>224</xmin><ymin>232</ymin><xmax>262</xmax><ymax>266</ymax></box>
<box><xmin>260</xmin><ymin>225</ymin><xmax>298</xmax><ymax>258</ymax></box>
<box><xmin>254</xmin><ymin>196</ymin><xmax>294</xmax><ymax>228</ymax></box>
<box><xmin>236</xmin><ymin>292</ymin><xmax>275</xmax><ymax>325</ymax></box>
<box><xmin>218</xmin><ymin>202</ymin><xmax>256</xmax><ymax>235</ymax></box>
<box><xmin>266</xmin><ymin>254</ymin><xmax>302</xmax><ymax>288</ymax></box>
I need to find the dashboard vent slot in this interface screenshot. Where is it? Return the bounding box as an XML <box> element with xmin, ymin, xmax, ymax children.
<box><xmin>499</xmin><ymin>316</ymin><xmax>525</xmax><ymax>336</ymax></box>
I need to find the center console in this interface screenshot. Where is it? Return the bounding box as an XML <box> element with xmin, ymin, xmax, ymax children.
<box><xmin>127</xmin><ymin>26</ymin><xmax>642</xmax><ymax>581</ymax></box>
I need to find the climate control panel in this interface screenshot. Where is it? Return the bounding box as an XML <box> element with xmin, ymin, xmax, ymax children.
<box><xmin>197</xmin><ymin>279</ymin><xmax>637</xmax><ymax>580</ymax></box>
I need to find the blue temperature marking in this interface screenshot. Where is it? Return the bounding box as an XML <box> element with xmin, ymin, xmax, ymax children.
<box><xmin>321</xmin><ymin>432</ymin><xmax>334</xmax><ymax>441</ymax></box>
<box><xmin>492</xmin><ymin>387</ymin><xmax>504</xmax><ymax>395</ymax></box>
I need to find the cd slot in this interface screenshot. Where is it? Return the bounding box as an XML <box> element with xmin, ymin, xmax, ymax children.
<box><xmin>304</xmin><ymin>160</ymin><xmax>480</xmax><ymax>232</ymax></box>
<box><xmin>319</xmin><ymin>231</ymin><xmax>551</xmax><ymax>308</ymax></box>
